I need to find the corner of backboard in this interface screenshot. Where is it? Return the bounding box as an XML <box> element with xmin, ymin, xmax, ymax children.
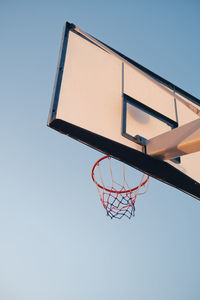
<box><xmin>65</xmin><ymin>21</ymin><xmax>76</xmax><ymax>30</ymax></box>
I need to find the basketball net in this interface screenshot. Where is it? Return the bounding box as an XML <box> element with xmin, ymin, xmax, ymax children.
<box><xmin>91</xmin><ymin>156</ymin><xmax>149</xmax><ymax>219</ymax></box>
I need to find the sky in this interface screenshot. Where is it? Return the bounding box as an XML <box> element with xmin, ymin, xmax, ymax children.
<box><xmin>1</xmin><ymin>1</ymin><xmax>200</xmax><ymax>299</ymax></box>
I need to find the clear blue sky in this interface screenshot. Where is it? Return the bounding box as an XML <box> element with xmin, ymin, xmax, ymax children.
<box><xmin>1</xmin><ymin>1</ymin><xmax>200</xmax><ymax>299</ymax></box>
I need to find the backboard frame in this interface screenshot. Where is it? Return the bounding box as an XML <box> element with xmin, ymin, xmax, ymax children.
<box><xmin>48</xmin><ymin>22</ymin><xmax>200</xmax><ymax>200</ymax></box>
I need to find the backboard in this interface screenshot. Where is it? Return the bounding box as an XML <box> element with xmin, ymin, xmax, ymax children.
<box><xmin>48</xmin><ymin>22</ymin><xmax>200</xmax><ymax>200</ymax></box>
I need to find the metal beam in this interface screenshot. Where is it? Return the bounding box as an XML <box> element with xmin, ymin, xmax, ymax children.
<box><xmin>146</xmin><ymin>118</ymin><xmax>200</xmax><ymax>160</ymax></box>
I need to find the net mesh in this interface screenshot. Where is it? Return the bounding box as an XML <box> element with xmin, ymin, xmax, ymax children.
<box><xmin>92</xmin><ymin>156</ymin><xmax>149</xmax><ymax>219</ymax></box>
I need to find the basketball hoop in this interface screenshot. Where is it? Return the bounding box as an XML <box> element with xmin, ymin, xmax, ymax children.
<box><xmin>91</xmin><ymin>156</ymin><xmax>149</xmax><ymax>219</ymax></box>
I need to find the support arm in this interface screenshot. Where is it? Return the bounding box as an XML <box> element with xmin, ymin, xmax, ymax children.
<box><xmin>146</xmin><ymin>118</ymin><xmax>200</xmax><ymax>160</ymax></box>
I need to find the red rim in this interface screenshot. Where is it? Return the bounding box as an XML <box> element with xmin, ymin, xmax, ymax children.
<box><xmin>91</xmin><ymin>155</ymin><xmax>149</xmax><ymax>194</ymax></box>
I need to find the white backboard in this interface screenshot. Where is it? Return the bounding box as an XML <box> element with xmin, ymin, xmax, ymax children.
<box><xmin>48</xmin><ymin>22</ymin><xmax>200</xmax><ymax>200</ymax></box>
